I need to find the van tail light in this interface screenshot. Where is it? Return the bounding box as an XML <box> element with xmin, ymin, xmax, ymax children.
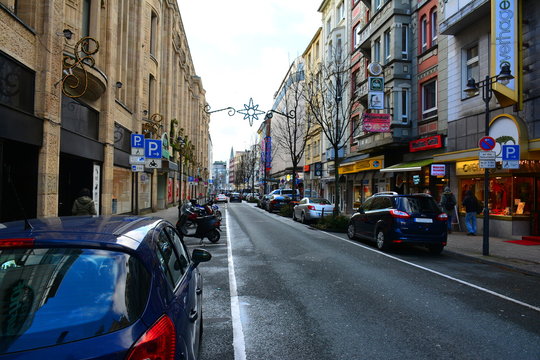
<box><xmin>389</xmin><ymin>209</ymin><xmax>410</xmax><ymax>219</ymax></box>
<box><xmin>0</xmin><ymin>238</ymin><xmax>34</xmax><ymax>248</ymax></box>
<box><xmin>437</xmin><ymin>213</ymin><xmax>448</xmax><ymax>221</ymax></box>
<box><xmin>126</xmin><ymin>315</ymin><xmax>176</xmax><ymax>360</ymax></box>
<box><xmin>307</xmin><ymin>205</ymin><xmax>316</xmax><ymax>210</ymax></box>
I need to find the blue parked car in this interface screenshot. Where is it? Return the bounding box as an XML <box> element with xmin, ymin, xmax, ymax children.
<box><xmin>0</xmin><ymin>215</ymin><xmax>211</xmax><ymax>359</ymax></box>
<box><xmin>347</xmin><ymin>192</ymin><xmax>448</xmax><ymax>254</ymax></box>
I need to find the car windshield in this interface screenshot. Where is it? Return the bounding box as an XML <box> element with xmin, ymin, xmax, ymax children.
<box><xmin>311</xmin><ymin>198</ymin><xmax>331</xmax><ymax>204</ymax></box>
<box><xmin>398</xmin><ymin>196</ymin><xmax>441</xmax><ymax>214</ymax></box>
<box><xmin>0</xmin><ymin>248</ymin><xmax>150</xmax><ymax>354</ymax></box>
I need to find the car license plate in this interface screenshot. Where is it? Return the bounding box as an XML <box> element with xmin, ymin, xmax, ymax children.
<box><xmin>414</xmin><ymin>218</ymin><xmax>433</xmax><ymax>223</ymax></box>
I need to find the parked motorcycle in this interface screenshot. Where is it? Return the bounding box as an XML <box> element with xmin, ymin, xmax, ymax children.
<box><xmin>176</xmin><ymin>201</ymin><xmax>221</xmax><ymax>244</ymax></box>
<box><xmin>190</xmin><ymin>199</ymin><xmax>222</xmax><ymax>221</ymax></box>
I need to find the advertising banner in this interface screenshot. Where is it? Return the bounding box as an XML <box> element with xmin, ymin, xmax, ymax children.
<box><xmin>362</xmin><ymin>113</ymin><xmax>391</xmax><ymax>133</ymax></box>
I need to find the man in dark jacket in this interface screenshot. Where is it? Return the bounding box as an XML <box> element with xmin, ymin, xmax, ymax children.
<box><xmin>462</xmin><ymin>190</ymin><xmax>478</xmax><ymax>235</ymax></box>
<box><xmin>439</xmin><ymin>187</ymin><xmax>456</xmax><ymax>233</ymax></box>
<box><xmin>72</xmin><ymin>188</ymin><xmax>97</xmax><ymax>216</ymax></box>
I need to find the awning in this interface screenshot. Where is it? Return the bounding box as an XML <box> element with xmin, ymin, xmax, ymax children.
<box><xmin>338</xmin><ymin>155</ymin><xmax>384</xmax><ymax>174</ymax></box>
<box><xmin>380</xmin><ymin>158</ymin><xmax>433</xmax><ymax>172</ymax></box>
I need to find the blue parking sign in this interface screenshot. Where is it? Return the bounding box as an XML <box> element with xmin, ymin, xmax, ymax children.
<box><xmin>145</xmin><ymin>139</ymin><xmax>162</xmax><ymax>158</ymax></box>
<box><xmin>502</xmin><ymin>145</ymin><xmax>520</xmax><ymax>161</ymax></box>
<box><xmin>131</xmin><ymin>134</ymin><xmax>145</xmax><ymax>148</ymax></box>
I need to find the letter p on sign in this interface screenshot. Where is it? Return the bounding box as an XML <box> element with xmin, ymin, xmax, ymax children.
<box><xmin>502</xmin><ymin>145</ymin><xmax>520</xmax><ymax>161</ymax></box>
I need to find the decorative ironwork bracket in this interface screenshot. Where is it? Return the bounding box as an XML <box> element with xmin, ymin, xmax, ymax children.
<box><xmin>142</xmin><ymin>113</ymin><xmax>163</xmax><ymax>139</ymax></box>
<box><xmin>58</xmin><ymin>36</ymin><xmax>100</xmax><ymax>98</ymax></box>
<box><xmin>204</xmin><ymin>98</ymin><xmax>295</xmax><ymax>126</ymax></box>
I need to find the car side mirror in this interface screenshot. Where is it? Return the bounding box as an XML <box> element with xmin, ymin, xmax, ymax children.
<box><xmin>357</xmin><ymin>207</ymin><xmax>365</xmax><ymax>214</ymax></box>
<box><xmin>191</xmin><ymin>248</ymin><xmax>212</xmax><ymax>267</ymax></box>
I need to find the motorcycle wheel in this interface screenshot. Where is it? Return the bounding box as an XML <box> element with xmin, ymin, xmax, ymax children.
<box><xmin>207</xmin><ymin>229</ymin><xmax>220</xmax><ymax>243</ymax></box>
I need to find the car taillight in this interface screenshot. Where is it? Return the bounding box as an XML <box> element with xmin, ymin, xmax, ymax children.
<box><xmin>127</xmin><ymin>315</ymin><xmax>176</xmax><ymax>360</ymax></box>
<box><xmin>389</xmin><ymin>209</ymin><xmax>410</xmax><ymax>219</ymax></box>
<box><xmin>0</xmin><ymin>238</ymin><xmax>34</xmax><ymax>248</ymax></box>
<box><xmin>437</xmin><ymin>213</ymin><xmax>448</xmax><ymax>221</ymax></box>
<box><xmin>307</xmin><ymin>205</ymin><xmax>316</xmax><ymax>210</ymax></box>
<box><xmin>270</xmin><ymin>200</ymin><xmax>277</xmax><ymax>204</ymax></box>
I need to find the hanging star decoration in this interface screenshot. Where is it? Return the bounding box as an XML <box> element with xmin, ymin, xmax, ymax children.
<box><xmin>237</xmin><ymin>98</ymin><xmax>265</xmax><ymax>126</ymax></box>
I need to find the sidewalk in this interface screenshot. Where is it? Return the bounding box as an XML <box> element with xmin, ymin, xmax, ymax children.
<box><xmin>151</xmin><ymin>205</ymin><xmax>540</xmax><ymax>276</ymax></box>
<box><xmin>444</xmin><ymin>231</ymin><xmax>540</xmax><ymax>276</ymax></box>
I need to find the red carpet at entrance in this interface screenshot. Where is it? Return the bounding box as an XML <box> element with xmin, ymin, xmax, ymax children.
<box><xmin>504</xmin><ymin>236</ymin><xmax>540</xmax><ymax>246</ymax></box>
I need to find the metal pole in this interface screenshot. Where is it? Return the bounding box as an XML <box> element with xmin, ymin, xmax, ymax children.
<box><xmin>482</xmin><ymin>75</ymin><xmax>491</xmax><ymax>256</ymax></box>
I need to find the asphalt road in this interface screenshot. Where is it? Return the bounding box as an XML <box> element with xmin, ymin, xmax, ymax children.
<box><xmin>164</xmin><ymin>202</ymin><xmax>540</xmax><ymax>360</ymax></box>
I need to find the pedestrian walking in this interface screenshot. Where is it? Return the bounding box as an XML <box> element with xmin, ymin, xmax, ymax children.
<box><xmin>439</xmin><ymin>186</ymin><xmax>456</xmax><ymax>233</ymax></box>
<box><xmin>72</xmin><ymin>188</ymin><xmax>97</xmax><ymax>216</ymax></box>
<box><xmin>462</xmin><ymin>190</ymin><xmax>478</xmax><ymax>235</ymax></box>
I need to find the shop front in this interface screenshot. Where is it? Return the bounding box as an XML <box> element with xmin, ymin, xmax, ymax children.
<box><xmin>380</xmin><ymin>159</ymin><xmax>445</xmax><ymax>195</ymax></box>
<box><xmin>456</xmin><ymin>159</ymin><xmax>540</xmax><ymax>237</ymax></box>
<box><xmin>338</xmin><ymin>155</ymin><xmax>384</xmax><ymax>211</ymax></box>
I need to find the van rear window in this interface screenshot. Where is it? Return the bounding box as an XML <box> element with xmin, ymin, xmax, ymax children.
<box><xmin>0</xmin><ymin>248</ymin><xmax>150</xmax><ymax>354</ymax></box>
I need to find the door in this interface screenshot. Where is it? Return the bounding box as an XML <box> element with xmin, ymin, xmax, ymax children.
<box><xmin>58</xmin><ymin>154</ymin><xmax>93</xmax><ymax>216</ymax></box>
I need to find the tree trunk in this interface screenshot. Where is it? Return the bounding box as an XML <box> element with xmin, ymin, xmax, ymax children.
<box><xmin>333</xmin><ymin>145</ymin><xmax>341</xmax><ymax>216</ymax></box>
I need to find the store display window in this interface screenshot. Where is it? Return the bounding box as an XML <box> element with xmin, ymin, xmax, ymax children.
<box><xmin>112</xmin><ymin>167</ymin><xmax>132</xmax><ymax>214</ymax></box>
<box><xmin>459</xmin><ymin>176</ymin><xmax>533</xmax><ymax>216</ymax></box>
<box><xmin>138</xmin><ymin>172</ymin><xmax>152</xmax><ymax>210</ymax></box>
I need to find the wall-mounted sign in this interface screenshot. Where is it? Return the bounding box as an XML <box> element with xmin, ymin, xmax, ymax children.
<box><xmin>303</xmin><ymin>165</ymin><xmax>310</xmax><ymax>172</ymax></box>
<box><xmin>369</xmin><ymin>76</ymin><xmax>384</xmax><ymax>91</ymax></box>
<box><xmin>409</xmin><ymin>134</ymin><xmax>443</xmax><ymax>152</ymax></box>
<box><xmin>368</xmin><ymin>91</ymin><xmax>384</xmax><ymax>110</ymax></box>
<box><xmin>430</xmin><ymin>164</ymin><xmax>446</xmax><ymax>176</ymax></box>
<box><xmin>362</xmin><ymin>113</ymin><xmax>391</xmax><ymax>133</ymax></box>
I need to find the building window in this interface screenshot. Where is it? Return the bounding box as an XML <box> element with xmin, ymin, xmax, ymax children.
<box><xmin>383</xmin><ymin>29</ymin><xmax>391</xmax><ymax>63</ymax></box>
<box><xmin>401</xmin><ymin>24</ymin><xmax>408</xmax><ymax>59</ymax></box>
<box><xmin>375</xmin><ymin>0</ymin><xmax>382</xmax><ymax>10</ymax></box>
<box><xmin>353</xmin><ymin>23</ymin><xmax>361</xmax><ymax>49</ymax></box>
<box><xmin>0</xmin><ymin>51</ymin><xmax>35</xmax><ymax>113</ymax></box>
<box><xmin>352</xmin><ymin>115</ymin><xmax>361</xmax><ymax>138</ymax></box>
<box><xmin>337</xmin><ymin>1</ymin><xmax>344</xmax><ymax>22</ymax></box>
<box><xmin>463</xmin><ymin>44</ymin><xmax>479</xmax><ymax>96</ymax></box>
<box><xmin>336</xmin><ymin>36</ymin><xmax>342</xmax><ymax>61</ymax></box>
<box><xmin>82</xmin><ymin>0</ymin><xmax>91</xmax><ymax>37</ymax></box>
<box><xmin>422</xmin><ymin>79</ymin><xmax>437</xmax><ymax>119</ymax></box>
<box><xmin>431</xmin><ymin>10</ymin><xmax>438</xmax><ymax>45</ymax></box>
<box><xmin>421</xmin><ymin>16</ymin><xmax>428</xmax><ymax>52</ymax></box>
<box><xmin>326</xmin><ymin>17</ymin><xmax>332</xmax><ymax>36</ymax></box>
<box><xmin>400</xmin><ymin>88</ymin><xmax>409</xmax><ymax>123</ymax></box>
<box><xmin>148</xmin><ymin>74</ymin><xmax>156</xmax><ymax>119</ymax></box>
<box><xmin>373</xmin><ymin>38</ymin><xmax>380</xmax><ymax>63</ymax></box>
<box><xmin>150</xmin><ymin>11</ymin><xmax>158</xmax><ymax>56</ymax></box>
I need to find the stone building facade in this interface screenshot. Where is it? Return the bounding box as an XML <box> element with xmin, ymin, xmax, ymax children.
<box><xmin>0</xmin><ymin>0</ymin><xmax>210</xmax><ymax>221</ymax></box>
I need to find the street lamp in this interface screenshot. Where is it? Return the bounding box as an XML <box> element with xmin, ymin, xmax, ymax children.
<box><xmin>464</xmin><ymin>63</ymin><xmax>513</xmax><ymax>255</ymax></box>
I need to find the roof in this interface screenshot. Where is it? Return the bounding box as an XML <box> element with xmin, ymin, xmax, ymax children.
<box><xmin>0</xmin><ymin>216</ymin><xmax>165</xmax><ymax>250</ymax></box>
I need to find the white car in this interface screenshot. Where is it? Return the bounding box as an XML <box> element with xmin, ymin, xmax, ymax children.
<box><xmin>292</xmin><ymin>197</ymin><xmax>335</xmax><ymax>224</ymax></box>
<box><xmin>215</xmin><ymin>194</ymin><xmax>227</xmax><ymax>202</ymax></box>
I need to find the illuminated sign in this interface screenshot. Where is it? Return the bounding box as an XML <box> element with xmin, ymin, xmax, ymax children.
<box><xmin>491</xmin><ymin>0</ymin><xmax>519</xmax><ymax>107</ymax></box>
<box><xmin>409</xmin><ymin>135</ymin><xmax>443</xmax><ymax>152</ymax></box>
<box><xmin>362</xmin><ymin>113</ymin><xmax>391</xmax><ymax>133</ymax></box>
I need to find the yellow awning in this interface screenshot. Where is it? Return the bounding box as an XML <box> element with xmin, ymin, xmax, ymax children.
<box><xmin>338</xmin><ymin>156</ymin><xmax>384</xmax><ymax>174</ymax></box>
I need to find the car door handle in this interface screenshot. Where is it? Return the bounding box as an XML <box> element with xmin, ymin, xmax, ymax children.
<box><xmin>196</xmin><ymin>287</ymin><xmax>202</xmax><ymax>295</ymax></box>
<box><xmin>189</xmin><ymin>309</ymin><xmax>198</xmax><ymax>322</ymax></box>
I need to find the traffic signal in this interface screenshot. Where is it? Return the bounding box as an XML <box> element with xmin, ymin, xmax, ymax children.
<box><xmin>314</xmin><ymin>162</ymin><xmax>322</xmax><ymax>177</ymax></box>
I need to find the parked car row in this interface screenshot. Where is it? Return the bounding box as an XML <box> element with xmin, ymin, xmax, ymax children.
<box><xmin>259</xmin><ymin>190</ymin><xmax>449</xmax><ymax>255</ymax></box>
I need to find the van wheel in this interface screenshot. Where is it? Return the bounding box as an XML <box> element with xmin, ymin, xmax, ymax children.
<box><xmin>428</xmin><ymin>244</ymin><xmax>444</xmax><ymax>255</ymax></box>
<box><xmin>376</xmin><ymin>229</ymin><xmax>390</xmax><ymax>251</ymax></box>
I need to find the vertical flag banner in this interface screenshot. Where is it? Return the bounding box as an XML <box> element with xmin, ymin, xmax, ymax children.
<box><xmin>491</xmin><ymin>0</ymin><xmax>520</xmax><ymax>107</ymax></box>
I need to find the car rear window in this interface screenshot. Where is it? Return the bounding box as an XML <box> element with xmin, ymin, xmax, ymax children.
<box><xmin>311</xmin><ymin>198</ymin><xmax>331</xmax><ymax>204</ymax></box>
<box><xmin>0</xmin><ymin>248</ymin><xmax>150</xmax><ymax>354</ymax></box>
<box><xmin>398</xmin><ymin>196</ymin><xmax>441</xmax><ymax>213</ymax></box>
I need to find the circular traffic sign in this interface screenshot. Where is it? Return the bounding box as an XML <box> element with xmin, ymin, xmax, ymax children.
<box><xmin>479</xmin><ymin>136</ymin><xmax>496</xmax><ymax>151</ymax></box>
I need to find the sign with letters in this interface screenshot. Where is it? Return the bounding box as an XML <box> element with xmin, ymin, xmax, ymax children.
<box><xmin>145</xmin><ymin>139</ymin><xmax>162</xmax><ymax>159</ymax></box>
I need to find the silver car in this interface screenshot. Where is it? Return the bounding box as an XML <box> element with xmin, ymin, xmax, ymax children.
<box><xmin>292</xmin><ymin>197</ymin><xmax>335</xmax><ymax>223</ymax></box>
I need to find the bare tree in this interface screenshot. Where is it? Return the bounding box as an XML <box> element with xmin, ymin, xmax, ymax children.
<box><xmin>303</xmin><ymin>47</ymin><xmax>360</xmax><ymax>214</ymax></box>
<box><xmin>272</xmin><ymin>59</ymin><xmax>312</xmax><ymax>200</ymax></box>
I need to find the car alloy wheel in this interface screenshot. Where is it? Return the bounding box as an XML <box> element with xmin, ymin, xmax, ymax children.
<box><xmin>376</xmin><ymin>229</ymin><xmax>390</xmax><ymax>251</ymax></box>
<box><xmin>347</xmin><ymin>223</ymin><xmax>356</xmax><ymax>239</ymax></box>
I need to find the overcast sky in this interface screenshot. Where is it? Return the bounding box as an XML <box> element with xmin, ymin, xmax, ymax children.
<box><xmin>178</xmin><ymin>1</ymin><xmax>322</xmax><ymax>163</ymax></box>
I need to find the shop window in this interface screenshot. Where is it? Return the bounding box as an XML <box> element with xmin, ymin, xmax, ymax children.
<box><xmin>460</xmin><ymin>176</ymin><xmax>533</xmax><ymax>216</ymax></box>
<box><xmin>0</xmin><ymin>51</ymin><xmax>35</xmax><ymax>113</ymax></box>
<box><xmin>113</xmin><ymin>167</ymin><xmax>132</xmax><ymax>214</ymax></box>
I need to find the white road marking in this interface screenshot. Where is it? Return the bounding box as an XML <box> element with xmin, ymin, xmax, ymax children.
<box><xmin>226</xmin><ymin>210</ymin><xmax>247</xmax><ymax>360</ymax></box>
<box><xmin>321</xmin><ymin>230</ymin><xmax>540</xmax><ymax>313</ymax></box>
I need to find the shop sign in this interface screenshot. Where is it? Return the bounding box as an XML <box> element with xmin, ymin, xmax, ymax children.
<box><xmin>409</xmin><ymin>135</ymin><xmax>442</xmax><ymax>152</ymax></box>
<box><xmin>368</xmin><ymin>92</ymin><xmax>384</xmax><ymax>110</ymax></box>
<box><xmin>362</xmin><ymin>113</ymin><xmax>391</xmax><ymax>133</ymax></box>
<box><xmin>430</xmin><ymin>164</ymin><xmax>446</xmax><ymax>176</ymax></box>
<box><xmin>412</xmin><ymin>175</ymin><xmax>420</xmax><ymax>184</ymax></box>
<box><xmin>303</xmin><ymin>164</ymin><xmax>310</xmax><ymax>172</ymax></box>
<box><xmin>369</xmin><ymin>76</ymin><xmax>384</xmax><ymax>91</ymax></box>
<box><xmin>491</xmin><ymin>0</ymin><xmax>518</xmax><ymax>106</ymax></box>
<box><xmin>456</xmin><ymin>160</ymin><xmax>487</xmax><ymax>176</ymax></box>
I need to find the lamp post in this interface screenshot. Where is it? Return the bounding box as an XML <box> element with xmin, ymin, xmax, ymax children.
<box><xmin>464</xmin><ymin>64</ymin><xmax>513</xmax><ymax>256</ymax></box>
